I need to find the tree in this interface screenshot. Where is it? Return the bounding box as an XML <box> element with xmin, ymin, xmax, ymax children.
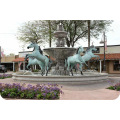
<box><xmin>60</xmin><ymin>20</ymin><xmax>113</xmax><ymax>47</ymax></box>
<box><xmin>17</xmin><ymin>20</ymin><xmax>113</xmax><ymax>47</ymax></box>
<box><xmin>17</xmin><ymin>20</ymin><xmax>57</xmax><ymax>47</ymax></box>
<box><xmin>17</xmin><ymin>21</ymin><xmax>42</xmax><ymax>44</ymax></box>
<box><xmin>87</xmin><ymin>20</ymin><xmax>91</xmax><ymax>48</ymax></box>
<box><xmin>87</xmin><ymin>20</ymin><xmax>91</xmax><ymax>69</ymax></box>
<box><xmin>48</xmin><ymin>20</ymin><xmax>52</xmax><ymax>47</ymax></box>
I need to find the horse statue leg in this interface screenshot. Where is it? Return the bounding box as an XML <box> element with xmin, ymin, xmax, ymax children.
<box><xmin>41</xmin><ymin>68</ymin><xmax>45</xmax><ymax>76</ymax></box>
<box><xmin>45</xmin><ymin>65</ymin><xmax>49</xmax><ymax>76</ymax></box>
<box><xmin>37</xmin><ymin>61</ymin><xmax>44</xmax><ymax>76</ymax></box>
<box><xmin>41</xmin><ymin>65</ymin><xmax>45</xmax><ymax>76</ymax></box>
<box><xmin>45</xmin><ymin>59</ymin><xmax>50</xmax><ymax>76</ymax></box>
<box><xmin>26</xmin><ymin>64</ymin><xmax>30</xmax><ymax>70</ymax></box>
<box><xmin>70</xmin><ymin>64</ymin><xmax>74</xmax><ymax>76</ymax></box>
<box><xmin>79</xmin><ymin>63</ymin><xmax>83</xmax><ymax>75</ymax></box>
<box><xmin>67</xmin><ymin>62</ymin><xmax>71</xmax><ymax>76</ymax></box>
<box><xmin>92</xmin><ymin>55</ymin><xmax>100</xmax><ymax>60</ymax></box>
<box><xmin>74</xmin><ymin>64</ymin><xmax>78</xmax><ymax>74</ymax></box>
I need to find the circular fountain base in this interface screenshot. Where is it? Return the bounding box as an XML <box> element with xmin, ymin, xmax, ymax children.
<box><xmin>44</xmin><ymin>47</ymin><xmax>76</xmax><ymax>76</ymax></box>
<box><xmin>12</xmin><ymin>72</ymin><xmax>108</xmax><ymax>85</ymax></box>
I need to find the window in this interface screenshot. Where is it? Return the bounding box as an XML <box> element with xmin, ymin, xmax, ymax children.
<box><xmin>92</xmin><ymin>48</ymin><xmax>100</xmax><ymax>53</ymax></box>
<box><xmin>113</xmin><ymin>60</ymin><xmax>120</xmax><ymax>71</ymax></box>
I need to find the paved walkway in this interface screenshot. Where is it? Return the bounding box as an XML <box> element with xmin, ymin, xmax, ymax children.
<box><xmin>0</xmin><ymin>75</ymin><xmax>120</xmax><ymax>100</ymax></box>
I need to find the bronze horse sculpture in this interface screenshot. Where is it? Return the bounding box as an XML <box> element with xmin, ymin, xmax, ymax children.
<box><xmin>25</xmin><ymin>42</ymin><xmax>51</xmax><ymax>76</ymax></box>
<box><xmin>65</xmin><ymin>46</ymin><xmax>87</xmax><ymax>76</ymax></box>
<box><xmin>65</xmin><ymin>45</ymin><xmax>100</xmax><ymax>76</ymax></box>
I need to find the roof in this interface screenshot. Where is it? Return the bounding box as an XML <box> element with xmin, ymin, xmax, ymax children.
<box><xmin>12</xmin><ymin>53</ymin><xmax>120</xmax><ymax>62</ymax></box>
<box><xmin>94</xmin><ymin>53</ymin><xmax>120</xmax><ymax>60</ymax></box>
<box><xmin>83</xmin><ymin>44</ymin><xmax>120</xmax><ymax>48</ymax></box>
<box><xmin>12</xmin><ymin>56</ymin><xmax>56</xmax><ymax>62</ymax></box>
<box><xmin>12</xmin><ymin>57</ymin><xmax>25</xmax><ymax>62</ymax></box>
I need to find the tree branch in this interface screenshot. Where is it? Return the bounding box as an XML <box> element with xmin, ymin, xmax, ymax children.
<box><xmin>74</xmin><ymin>30</ymin><xmax>88</xmax><ymax>43</ymax></box>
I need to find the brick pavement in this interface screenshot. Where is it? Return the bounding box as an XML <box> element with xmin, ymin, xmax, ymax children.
<box><xmin>0</xmin><ymin>75</ymin><xmax>120</xmax><ymax>100</ymax></box>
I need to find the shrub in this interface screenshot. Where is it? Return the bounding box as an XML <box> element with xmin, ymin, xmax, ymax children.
<box><xmin>107</xmin><ymin>86</ymin><xmax>115</xmax><ymax>90</ymax></box>
<box><xmin>116</xmin><ymin>86</ymin><xmax>120</xmax><ymax>91</ymax></box>
<box><xmin>107</xmin><ymin>82</ymin><xmax>120</xmax><ymax>91</ymax></box>
<box><xmin>33</xmin><ymin>69</ymin><xmax>39</xmax><ymax>72</ymax></box>
<box><xmin>0</xmin><ymin>74</ymin><xmax>12</xmax><ymax>79</ymax></box>
<box><xmin>20</xmin><ymin>93</ymin><xmax>26</xmax><ymax>98</ymax></box>
<box><xmin>37</xmin><ymin>94</ymin><xmax>42</xmax><ymax>99</ymax></box>
<box><xmin>0</xmin><ymin>83</ymin><xmax>63</xmax><ymax>100</ymax></box>
<box><xmin>9</xmin><ymin>92</ymin><xmax>17</xmax><ymax>98</ymax></box>
<box><xmin>1</xmin><ymin>91</ymin><xmax>9</xmax><ymax>97</ymax></box>
<box><xmin>26</xmin><ymin>92</ymin><xmax>35</xmax><ymax>99</ymax></box>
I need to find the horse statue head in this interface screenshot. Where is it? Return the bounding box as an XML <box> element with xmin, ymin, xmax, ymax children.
<box><xmin>27</xmin><ymin>42</ymin><xmax>39</xmax><ymax>49</ymax></box>
<box><xmin>27</xmin><ymin>42</ymin><xmax>43</xmax><ymax>54</ymax></box>
<box><xmin>76</xmin><ymin>46</ymin><xmax>84</xmax><ymax>54</ymax></box>
<box><xmin>26</xmin><ymin>42</ymin><xmax>50</xmax><ymax>76</ymax></box>
<box><xmin>86</xmin><ymin>45</ymin><xmax>97</xmax><ymax>53</ymax></box>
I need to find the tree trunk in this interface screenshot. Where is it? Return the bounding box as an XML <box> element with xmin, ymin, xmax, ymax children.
<box><xmin>48</xmin><ymin>20</ymin><xmax>52</xmax><ymax>47</ymax></box>
<box><xmin>87</xmin><ymin>20</ymin><xmax>91</xmax><ymax>69</ymax></box>
<box><xmin>66</xmin><ymin>38</ymin><xmax>70</xmax><ymax>47</ymax></box>
<box><xmin>88</xmin><ymin>20</ymin><xmax>90</xmax><ymax>48</ymax></box>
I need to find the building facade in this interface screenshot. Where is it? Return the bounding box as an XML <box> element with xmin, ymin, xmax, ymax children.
<box><xmin>89</xmin><ymin>45</ymin><xmax>120</xmax><ymax>74</ymax></box>
<box><xmin>2</xmin><ymin>45</ymin><xmax>120</xmax><ymax>74</ymax></box>
<box><xmin>1</xmin><ymin>54</ymin><xmax>18</xmax><ymax>71</ymax></box>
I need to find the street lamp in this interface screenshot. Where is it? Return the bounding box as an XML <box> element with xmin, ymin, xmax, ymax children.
<box><xmin>100</xmin><ymin>32</ymin><xmax>106</xmax><ymax>71</ymax></box>
<box><xmin>0</xmin><ymin>46</ymin><xmax>1</xmax><ymax>65</ymax></box>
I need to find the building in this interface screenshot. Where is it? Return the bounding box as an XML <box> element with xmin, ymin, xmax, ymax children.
<box><xmin>89</xmin><ymin>44</ymin><xmax>120</xmax><ymax>74</ymax></box>
<box><xmin>12</xmin><ymin>51</ymin><xmax>32</xmax><ymax>71</ymax></box>
<box><xmin>1</xmin><ymin>54</ymin><xmax>18</xmax><ymax>71</ymax></box>
<box><xmin>1</xmin><ymin>45</ymin><xmax>120</xmax><ymax>74</ymax></box>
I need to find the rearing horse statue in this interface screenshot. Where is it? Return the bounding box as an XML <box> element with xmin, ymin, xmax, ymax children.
<box><xmin>25</xmin><ymin>56</ymin><xmax>45</xmax><ymax>76</ymax></box>
<box><xmin>25</xmin><ymin>42</ymin><xmax>50</xmax><ymax>76</ymax></box>
<box><xmin>65</xmin><ymin>46</ymin><xmax>87</xmax><ymax>76</ymax></box>
<box><xmin>79</xmin><ymin>45</ymin><xmax>100</xmax><ymax>75</ymax></box>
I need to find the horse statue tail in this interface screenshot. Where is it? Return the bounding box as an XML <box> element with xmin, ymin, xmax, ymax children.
<box><xmin>25</xmin><ymin>54</ymin><xmax>28</xmax><ymax>61</ymax></box>
<box><xmin>45</xmin><ymin>55</ymin><xmax>52</xmax><ymax>70</ymax></box>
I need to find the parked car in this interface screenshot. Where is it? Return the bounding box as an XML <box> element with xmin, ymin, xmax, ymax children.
<box><xmin>0</xmin><ymin>65</ymin><xmax>7</xmax><ymax>73</ymax></box>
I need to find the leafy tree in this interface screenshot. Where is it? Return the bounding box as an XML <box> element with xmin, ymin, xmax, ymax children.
<box><xmin>60</xmin><ymin>20</ymin><xmax>113</xmax><ymax>47</ymax></box>
<box><xmin>17</xmin><ymin>20</ymin><xmax>113</xmax><ymax>47</ymax></box>
<box><xmin>17</xmin><ymin>21</ymin><xmax>42</xmax><ymax>44</ymax></box>
<box><xmin>17</xmin><ymin>20</ymin><xmax>57</xmax><ymax>46</ymax></box>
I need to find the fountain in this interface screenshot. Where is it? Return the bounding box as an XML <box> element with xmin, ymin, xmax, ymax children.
<box><xmin>12</xmin><ymin>23</ymin><xmax>108</xmax><ymax>85</ymax></box>
<box><xmin>44</xmin><ymin>23</ymin><xmax>76</xmax><ymax>75</ymax></box>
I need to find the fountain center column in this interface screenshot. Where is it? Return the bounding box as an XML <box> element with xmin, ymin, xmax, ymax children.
<box><xmin>44</xmin><ymin>23</ymin><xmax>76</xmax><ymax>75</ymax></box>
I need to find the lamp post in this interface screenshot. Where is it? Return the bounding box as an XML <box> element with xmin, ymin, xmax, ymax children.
<box><xmin>0</xmin><ymin>46</ymin><xmax>1</xmax><ymax>65</ymax></box>
<box><xmin>100</xmin><ymin>32</ymin><xmax>106</xmax><ymax>71</ymax></box>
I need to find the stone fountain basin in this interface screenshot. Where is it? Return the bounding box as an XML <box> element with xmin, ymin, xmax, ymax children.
<box><xmin>54</xmin><ymin>31</ymin><xmax>67</xmax><ymax>38</ymax></box>
<box><xmin>12</xmin><ymin>72</ymin><xmax>108</xmax><ymax>85</ymax></box>
<box><xmin>43</xmin><ymin>47</ymin><xmax>76</xmax><ymax>60</ymax></box>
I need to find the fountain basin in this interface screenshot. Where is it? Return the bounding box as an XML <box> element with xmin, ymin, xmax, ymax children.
<box><xmin>12</xmin><ymin>72</ymin><xmax>108</xmax><ymax>85</ymax></box>
<box><xmin>44</xmin><ymin>47</ymin><xmax>77</xmax><ymax>75</ymax></box>
<box><xmin>44</xmin><ymin>47</ymin><xmax>76</xmax><ymax>60</ymax></box>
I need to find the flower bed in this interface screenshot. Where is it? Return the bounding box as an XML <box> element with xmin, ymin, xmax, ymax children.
<box><xmin>107</xmin><ymin>83</ymin><xmax>120</xmax><ymax>91</ymax></box>
<box><xmin>0</xmin><ymin>74</ymin><xmax>12</xmax><ymax>79</ymax></box>
<box><xmin>0</xmin><ymin>83</ymin><xmax>63</xmax><ymax>100</ymax></box>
